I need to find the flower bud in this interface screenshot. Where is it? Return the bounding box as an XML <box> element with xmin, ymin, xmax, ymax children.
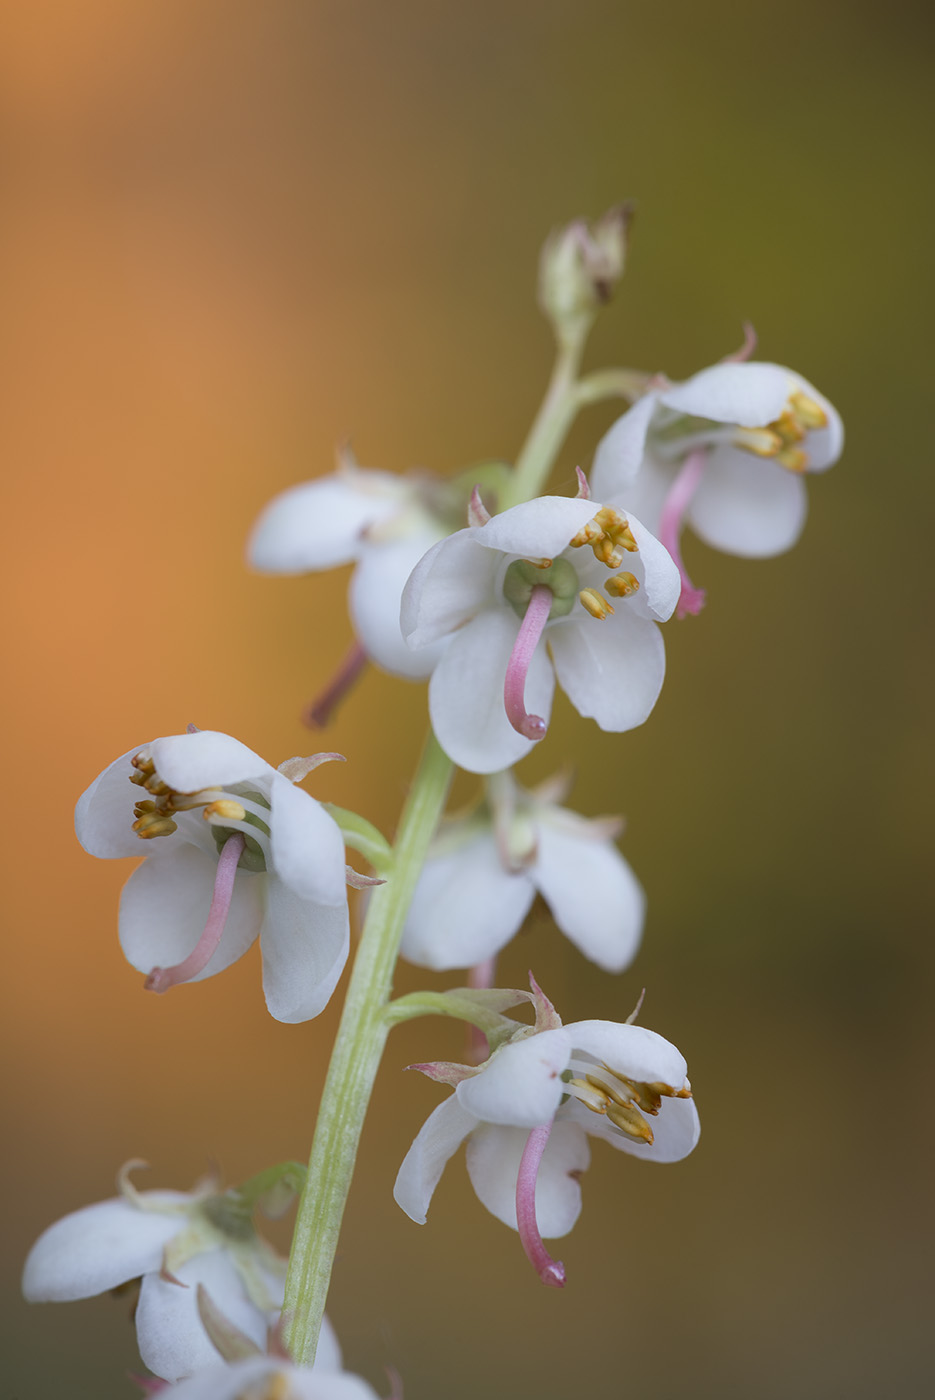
<box><xmin>538</xmin><ymin>202</ymin><xmax>634</xmax><ymax>346</ymax></box>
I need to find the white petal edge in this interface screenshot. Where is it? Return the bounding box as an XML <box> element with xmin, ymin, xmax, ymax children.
<box><xmin>589</xmin><ymin>392</ymin><xmax>660</xmax><ymax>502</ymax></box>
<box><xmin>393</xmin><ymin>1096</ymin><xmax>478</xmax><ymax>1225</ymax></box>
<box><xmin>75</xmin><ymin>744</ymin><xmax>155</xmax><ymax>859</ymax></box>
<box><xmin>150</xmin><ymin>731</ymin><xmax>273</xmax><ymax>794</ymax></box>
<box><xmin>532</xmin><ymin>820</ymin><xmax>644</xmax><ymax>973</ymax></box>
<box><xmin>688</xmin><ymin>447</ymin><xmax>808</xmax><ymax>558</ymax></box>
<box><xmin>400</xmin><ymin>833</ymin><xmax>536</xmax><ymax>971</ymax></box>
<box><xmin>568</xmin><ymin>1020</ymin><xmax>689</xmax><ymax>1088</ymax></box>
<box><xmin>473</xmin><ymin>496</ymin><xmax>597</xmax><ymax>558</ymax></box>
<box><xmin>168</xmin><ymin>1359</ymin><xmax>380</xmax><ymax>1400</ymax></box>
<box><xmin>428</xmin><ymin>609</ymin><xmax>555</xmax><ymax>775</ymax></box>
<box><xmin>465</xmin><ymin>1119</ymin><xmax>590</xmax><ymax>1235</ymax></box>
<box><xmin>137</xmin><ymin>1248</ymin><xmax>270</xmax><ymax>1382</ymax></box>
<box><xmin>260</xmin><ymin>880</ymin><xmax>350</xmax><ymax>1023</ymax></box>
<box><xmin>455</xmin><ymin>1027</ymin><xmax>571</xmax><ymax>1127</ymax></box>
<box><xmin>575</xmin><ymin>1093</ymin><xmax>701</xmax><ymax>1164</ymax></box>
<box><xmin>617</xmin><ymin>509</ymin><xmax>681</xmax><ymax>620</ymax></box>
<box><xmin>349</xmin><ymin>535</ymin><xmax>445</xmax><ymax>678</ymax></box>
<box><xmin>548</xmin><ymin>608</ymin><xmax>665</xmax><ymax>734</ymax></box>
<box><xmin>269</xmin><ymin>773</ymin><xmax>348</xmax><ymax>906</ymax></box>
<box><xmin>22</xmin><ymin>1198</ymin><xmax>184</xmax><ymax>1301</ymax></box>
<box><xmin>400</xmin><ymin>528</ymin><xmax>500</xmax><ymax>649</ymax></box>
<box><xmin>659</xmin><ymin>361</ymin><xmax>792</xmax><ymax>427</ymax></box>
<box><xmin>247</xmin><ymin>474</ymin><xmax>401</xmax><ymax>573</ymax></box>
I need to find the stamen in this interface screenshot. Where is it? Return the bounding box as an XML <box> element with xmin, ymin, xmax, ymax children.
<box><xmin>659</xmin><ymin>447</ymin><xmax>707</xmax><ymax>618</ymax></box>
<box><xmin>578</xmin><ymin>588</ymin><xmax>614</xmax><ymax>620</ymax></box>
<box><xmin>144</xmin><ymin>833</ymin><xmax>246</xmax><ymax>994</ymax></box>
<box><xmin>503</xmin><ymin>584</ymin><xmax>552</xmax><ymax>741</ymax></box>
<box><xmin>302</xmin><ymin>640</ymin><xmax>369</xmax><ymax>728</ymax></box>
<box><xmin>515</xmin><ymin>1123</ymin><xmax>566</xmax><ymax>1288</ymax></box>
<box><xmin>605</xmin><ymin>572</ymin><xmax>639</xmax><ymax>598</ymax></box>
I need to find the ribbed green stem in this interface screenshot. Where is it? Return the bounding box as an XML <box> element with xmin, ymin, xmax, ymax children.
<box><xmin>282</xmin><ymin>734</ymin><xmax>452</xmax><ymax>1363</ymax></box>
<box><xmin>504</xmin><ymin>331</ymin><xmax>588</xmax><ymax>507</ymax></box>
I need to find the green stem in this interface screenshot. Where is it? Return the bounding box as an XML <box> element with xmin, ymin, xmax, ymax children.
<box><xmin>282</xmin><ymin>733</ymin><xmax>453</xmax><ymax>1364</ymax></box>
<box><xmin>505</xmin><ymin>330</ymin><xmax>588</xmax><ymax>507</ymax></box>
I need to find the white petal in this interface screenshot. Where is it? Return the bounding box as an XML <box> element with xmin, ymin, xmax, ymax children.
<box><xmin>400</xmin><ymin>529</ymin><xmax>499</xmax><ymax>649</ymax></box>
<box><xmin>589</xmin><ymin>392</ymin><xmax>659</xmax><ymax>502</ymax></box>
<box><xmin>660</xmin><ymin>362</ymin><xmax>792</xmax><ymax>427</ymax></box>
<box><xmin>137</xmin><ymin>1249</ymin><xmax>268</xmax><ymax>1382</ymax></box>
<box><xmin>428</xmin><ymin>610</ymin><xmax>555</xmax><ymax>775</ymax></box>
<box><xmin>170</xmin><ymin>1360</ymin><xmax>381</xmax><ymax>1400</ymax></box>
<box><xmin>268</xmin><ymin>773</ymin><xmax>347</xmax><ymax>906</ymax></box>
<box><xmin>150</xmin><ymin>731</ymin><xmax>272</xmax><ymax>794</ymax></box>
<box><xmin>22</xmin><ymin>1198</ymin><xmax>183</xmax><ymax>1301</ymax></box>
<box><xmin>548</xmin><ymin>608</ymin><xmax>665</xmax><ymax>733</ymax></box>
<box><xmin>617</xmin><ymin>510</ymin><xmax>681</xmax><ymax>621</ymax></box>
<box><xmin>75</xmin><ymin>744</ymin><xmax>154</xmax><ymax>859</ymax></box>
<box><xmin>568</xmin><ymin>1020</ymin><xmax>689</xmax><ymax>1088</ymax></box>
<box><xmin>473</xmin><ymin>496</ymin><xmax>597</xmax><ymax>558</ymax></box>
<box><xmin>688</xmin><ymin>447</ymin><xmax>808</xmax><ymax>557</ymax></box>
<box><xmin>575</xmin><ymin>1093</ymin><xmax>701</xmax><ymax>1164</ymax></box>
<box><xmin>247</xmin><ymin>475</ymin><xmax>400</xmax><ymax>573</ymax></box>
<box><xmin>119</xmin><ymin>845</ymin><xmax>264</xmax><ymax>981</ymax></box>
<box><xmin>602</xmin><ymin>454</ymin><xmax>672</xmax><ymax>538</ymax></box>
<box><xmin>393</xmin><ymin>1097</ymin><xmax>478</xmax><ymax>1225</ymax></box>
<box><xmin>792</xmin><ymin>373</ymin><xmax>843</xmax><ymax>472</ymax></box>
<box><xmin>532</xmin><ymin>820</ymin><xmax>644</xmax><ymax>973</ymax></box>
<box><xmin>349</xmin><ymin>535</ymin><xmax>444</xmax><ymax>679</ymax></box>
<box><xmin>455</xmin><ymin>1028</ymin><xmax>571</xmax><ymax>1127</ymax></box>
<box><xmin>259</xmin><ymin>879</ymin><xmax>350</xmax><ymax>1023</ymax></box>
<box><xmin>465</xmin><ymin>1119</ymin><xmax>589</xmax><ymax>1235</ymax></box>
<box><xmin>400</xmin><ymin>833</ymin><xmax>535</xmax><ymax>971</ymax></box>
<box><xmin>314</xmin><ymin>1314</ymin><xmax>343</xmax><ymax>1372</ymax></box>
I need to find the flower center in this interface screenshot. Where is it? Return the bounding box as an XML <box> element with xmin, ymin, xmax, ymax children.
<box><xmin>564</xmin><ymin>1057</ymin><xmax>691</xmax><ymax>1145</ymax></box>
<box><xmin>569</xmin><ymin>506</ymin><xmax>642</xmax><ymax>621</ymax></box>
<box><xmin>128</xmin><ymin>753</ymin><xmax>270</xmax><ymax>872</ymax></box>
<box><xmin>733</xmin><ymin>390</ymin><xmax>828</xmax><ymax>473</ymax></box>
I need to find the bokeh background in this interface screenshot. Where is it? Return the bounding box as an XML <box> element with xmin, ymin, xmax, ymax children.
<box><xmin>2</xmin><ymin>2</ymin><xmax>932</xmax><ymax>1396</ymax></box>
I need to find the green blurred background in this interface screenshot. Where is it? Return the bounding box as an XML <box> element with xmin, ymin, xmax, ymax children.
<box><xmin>2</xmin><ymin>1</ymin><xmax>932</xmax><ymax>1396</ymax></box>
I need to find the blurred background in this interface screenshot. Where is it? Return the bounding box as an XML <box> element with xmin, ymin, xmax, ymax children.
<box><xmin>2</xmin><ymin>1</ymin><xmax>932</xmax><ymax>1396</ymax></box>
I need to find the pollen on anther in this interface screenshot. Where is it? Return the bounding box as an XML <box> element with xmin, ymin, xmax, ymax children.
<box><xmin>606</xmin><ymin>572</ymin><xmax>639</xmax><ymax>598</ymax></box>
<box><xmin>579</xmin><ymin>588</ymin><xmax>614</xmax><ymax>620</ymax></box>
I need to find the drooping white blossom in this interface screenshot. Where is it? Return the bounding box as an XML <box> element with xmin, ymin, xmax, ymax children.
<box><xmin>401</xmin><ymin>491</ymin><xmax>680</xmax><ymax>773</ymax></box>
<box><xmin>22</xmin><ymin>1164</ymin><xmax>342</xmax><ymax>1384</ymax></box>
<box><xmin>247</xmin><ymin>445</ymin><xmax>449</xmax><ymax>683</ymax></box>
<box><xmin>161</xmin><ymin>1356</ymin><xmax>381</xmax><ymax>1400</ymax></box>
<box><xmin>590</xmin><ymin>359</ymin><xmax>843</xmax><ymax>615</ymax></box>
<box><xmin>394</xmin><ymin>983</ymin><xmax>698</xmax><ymax>1285</ymax></box>
<box><xmin>75</xmin><ymin>729</ymin><xmax>350</xmax><ymax>1023</ymax></box>
<box><xmin>401</xmin><ymin>768</ymin><xmax>644</xmax><ymax>974</ymax></box>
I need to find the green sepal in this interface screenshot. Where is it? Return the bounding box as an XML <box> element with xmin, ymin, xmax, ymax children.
<box><xmin>385</xmin><ymin>987</ymin><xmax>532</xmax><ymax>1053</ymax></box>
<box><xmin>234</xmin><ymin>1161</ymin><xmax>308</xmax><ymax>1220</ymax></box>
<box><xmin>324</xmin><ymin>805</ymin><xmax>394</xmax><ymax>875</ymax></box>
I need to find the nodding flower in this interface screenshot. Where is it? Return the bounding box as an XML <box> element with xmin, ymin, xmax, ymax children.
<box><xmin>400</xmin><ymin>492</ymin><xmax>679</xmax><ymax>774</ymax></box>
<box><xmin>590</xmin><ymin>358</ymin><xmax>843</xmax><ymax>617</ymax></box>
<box><xmin>394</xmin><ymin>979</ymin><xmax>699</xmax><ymax>1288</ymax></box>
<box><xmin>75</xmin><ymin>729</ymin><xmax>350</xmax><ymax>1023</ymax></box>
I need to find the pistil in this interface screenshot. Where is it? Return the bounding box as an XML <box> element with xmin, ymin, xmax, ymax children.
<box><xmin>515</xmin><ymin>1122</ymin><xmax>566</xmax><ymax>1288</ymax></box>
<box><xmin>144</xmin><ymin>833</ymin><xmax>246</xmax><ymax>994</ymax></box>
<box><xmin>503</xmin><ymin>584</ymin><xmax>553</xmax><ymax>740</ymax></box>
<box><xmin>302</xmin><ymin>640</ymin><xmax>370</xmax><ymax>728</ymax></box>
<box><xmin>659</xmin><ymin>447</ymin><xmax>707</xmax><ymax>618</ymax></box>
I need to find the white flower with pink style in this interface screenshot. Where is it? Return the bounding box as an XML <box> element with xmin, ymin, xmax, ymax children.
<box><xmin>394</xmin><ymin>984</ymin><xmax>698</xmax><ymax>1286</ymax></box>
<box><xmin>591</xmin><ymin>358</ymin><xmax>843</xmax><ymax>616</ymax></box>
<box><xmin>401</xmin><ymin>491</ymin><xmax>680</xmax><ymax>773</ymax></box>
<box><xmin>75</xmin><ymin>729</ymin><xmax>350</xmax><ymax>1023</ymax></box>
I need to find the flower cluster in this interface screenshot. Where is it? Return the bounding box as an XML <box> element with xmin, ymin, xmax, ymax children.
<box><xmin>23</xmin><ymin>203</ymin><xmax>842</xmax><ymax>1394</ymax></box>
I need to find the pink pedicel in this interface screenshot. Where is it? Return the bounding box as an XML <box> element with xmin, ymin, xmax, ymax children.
<box><xmin>302</xmin><ymin>639</ymin><xmax>369</xmax><ymax>728</ymax></box>
<box><xmin>144</xmin><ymin>833</ymin><xmax>246</xmax><ymax>994</ymax></box>
<box><xmin>515</xmin><ymin>1122</ymin><xmax>566</xmax><ymax>1288</ymax></box>
<box><xmin>503</xmin><ymin>584</ymin><xmax>552</xmax><ymax>740</ymax></box>
<box><xmin>659</xmin><ymin>447</ymin><xmax>707</xmax><ymax>618</ymax></box>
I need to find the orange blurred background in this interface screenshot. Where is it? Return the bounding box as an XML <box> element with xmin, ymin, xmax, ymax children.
<box><xmin>2</xmin><ymin>2</ymin><xmax>932</xmax><ymax>1397</ymax></box>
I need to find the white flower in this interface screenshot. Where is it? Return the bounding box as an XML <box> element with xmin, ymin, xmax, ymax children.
<box><xmin>394</xmin><ymin>990</ymin><xmax>698</xmax><ymax>1285</ymax></box>
<box><xmin>590</xmin><ymin>360</ymin><xmax>843</xmax><ymax>615</ymax></box>
<box><xmin>401</xmin><ymin>492</ymin><xmax>680</xmax><ymax>773</ymax></box>
<box><xmin>162</xmin><ymin>1356</ymin><xmax>380</xmax><ymax>1400</ymax></box>
<box><xmin>75</xmin><ymin>729</ymin><xmax>350</xmax><ymax>1023</ymax></box>
<box><xmin>21</xmin><ymin>1165</ymin><xmax>341</xmax><ymax>1384</ymax></box>
<box><xmin>247</xmin><ymin>446</ymin><xmax>448</xmax><ymax>682</ymax></box>
<box><xmin>400</xmin><ymin>769</ymin><xmax>644</xmax><ymax>974</ymax></box>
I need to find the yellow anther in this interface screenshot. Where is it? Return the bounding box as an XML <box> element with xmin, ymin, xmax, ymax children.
<box><xmin>579</xmin><ymin>588</ymin><xmax>615</xmax><ymax>620</ymax></box>
<box><xmin>735</xmin><ymin>426</ymin><xmax>783</xmax><ymax>458</ymax></box>
<box><xmin>606</xmin><ymin>1099</ymin><xmax>654</xmax><ymax>1144</ymax></box>
<box><xmin>570</xmin><ymin>507</ymin><xmax>638</xmax><ymax>567</ymax></box>
<box><xmin>203</xmin><ymin>799</ymin><xmax>247</xmax><ymax>823</ymax></box>
<box><xmin>525</xmin><ymin>556</ymin><xmax>554</xmax><ymax>570</ymax></box>
<box><xmin>648</xmin><ymin>1079</ymin><xmax>693</xmax><ymax>1099</ymax></box>
<box><xmin>776</xmin><ymin>445</ymin><xmax>807</xmax><ymax>473</ymax></box>
<box><xmin>788</xmin><ymin>390</ymin><xmax>828</xmax><ymax>430</ymax></box>
<box><xmin>132</xmin><ymin>812</ymin><xmax>178</xmax><ymax>839</ymax></box>
<box><xmin>605</xmin><ymin>572</ymin><xmax>640</xmax><ymax>598</ymax></box>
